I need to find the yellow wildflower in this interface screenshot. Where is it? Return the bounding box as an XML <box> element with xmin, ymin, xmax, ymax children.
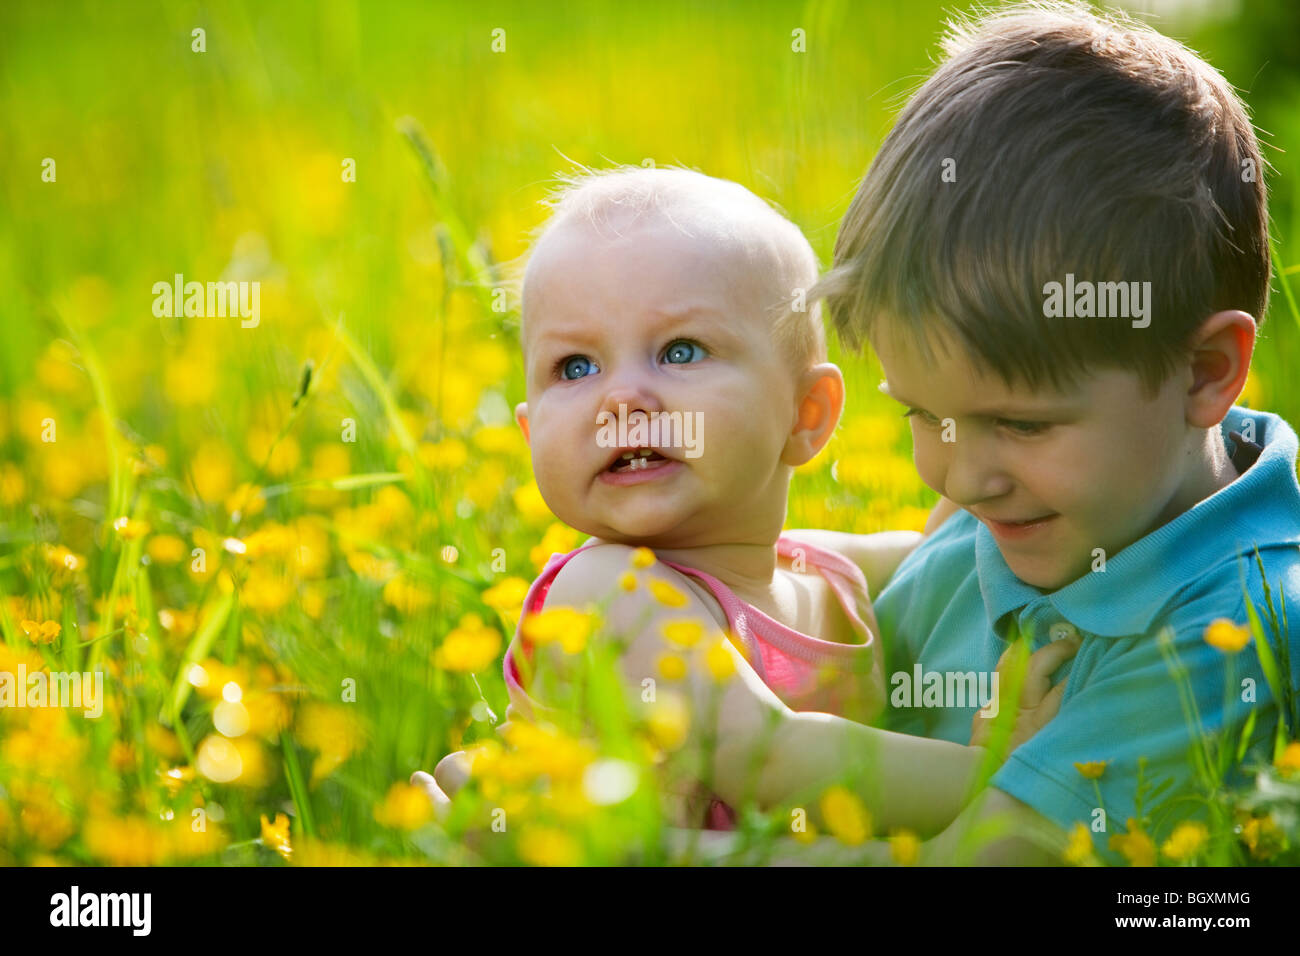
<box><xmin>1203</xmin><ymin>619</ymin><xmax>1251</xmax><ymax>654</ymax></box>
<box><xmin>383</xmin><ymin>572</ymin><xmax>435</xmax><ymax>614</ymax></box>
<box><xmin>645</xmin><ymin>693</ymin><xmax>690</xmax><ymax>752</ymax></box>
<box><xmin>518</xmin><ymin>826</ymin><xmax>581</xmax><ymax>867</ymax></box>
<box><xmin>1275</xmin><ymin>741</ymin><xmax>1300</xmax><ymax>777</ymax></box>
<box><xmin>373</xmin><ymin>782</ymin><xmax>435</xmax><ymax>830</ymax></box>
<box><xmin>1161</xmin><ymin>821</ymin><xmax>1209</xmax><ymax>863</ymax></box>
<box><xmin>1073</xmin><ymin>760</ymin><xmax>1108</xmax><ymax>779</ymax></box>
<box><xmin>261</xmin><ymin>812</ymin><xmax>293</xmax><ymax>861</ymax></box>
<box><xmin>661</xmin><ymin>619</ymin><xmax>705</xmax><ymax>648</ymax></box>
<box><xmin>111</xmin><ymin>515</ymin><xmax>151</xmax><ymax>539</ymax></box>
<box><xmin>1108</xmin><ymin>819</ymin><xmax>1156</xmax><ymax>867</ymax></box>
<box><xmin>819</xmin><ymin>786</ymin><xmax>871</xmax><ymax>846</ymax></box>
<box><xmin>529</xmin><ymin>523</ymin><xmax>581</xmax><ymax>571</ymax></box>
<box><xmin>1240</xmin><ymin>814</ymin><xmax>1282</xmax><ymax>860</ymax></box>
<box><xmin>146</xmin><ymin>534</ymin><xmax>187</xmax><ymax>564</ymax></box>
<box><xmin>648</xmin><ymin>578</ymin><xmax>689</xmax><ymax>608</ymax></box>
<box><xmin>704</xmin><ymin>639</ymin><xmax>736</xmax><ymax>682</ymax></box>
<box><xmin>889</xmin><ymin>828</ymin><xmax>921</xmax><ymax>866</ymax></box>
<box><xmin>19</xmin><ymin>619</ymin><xmax>61</xmax><ymax>644</ymax></box>
<box><xmin>512</xmin><ymin>481</ymin><xmax>553</xmax><ymax>524</ymax></box>
<box><xmin>657</xmin><ymin>653</ymin><xmax>688</xmax><ymax>681</ymax></box>
<box><xmin>433</xmin><ymin>614</ymin><xmax>502</xmax><ymax>673</ymax></box>
<box><xmin>521</xmin><ymin>606</ymin><xmax>594</xmax><ymax>654</ymax></box>
<box><xmin>295</xmin><ymin>702</ymin><xmax>365</xmax><ymax>786</ymax></box>
<box><xmin>1063</xmin><ymin>822</ymin><xmax>1099</xmax><ymax>865</ymax></box>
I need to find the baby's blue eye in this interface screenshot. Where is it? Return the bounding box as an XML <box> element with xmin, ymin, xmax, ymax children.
<box><xmin>663</xmin><ymin>340</ymin><xmax>707</xmax><ymax>364</ymax></box>
<box><xmin>559</xmin><ymin>355</ymin><xmax>599</xmax><ymax>380</ymax></box>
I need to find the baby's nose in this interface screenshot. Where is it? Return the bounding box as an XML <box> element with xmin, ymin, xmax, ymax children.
<box><xmin>599</xmin><ymin>384</ymin><xmax>663</xmax><ymax>419</ymax></box>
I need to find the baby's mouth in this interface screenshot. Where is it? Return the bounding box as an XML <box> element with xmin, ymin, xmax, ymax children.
<box><xmin>606</xmin><ymin>448</ymin><xmax>670</xmax><ymax>474</ymax></box>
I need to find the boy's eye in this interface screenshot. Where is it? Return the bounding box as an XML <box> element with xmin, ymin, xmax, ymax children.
<box><xmin>998</xmin><ymin>419</ymin><xmax>1048</xmax><ymax>436</ymax></box>
<box><xmin>558</xmin><ymin>355</ymin><xmax>600</xmax><ymax>380</ymax></box>
<box><xmin>662</xmin><ymin>339</ymin><xmax>707</xmax><ymax>365</ymax></box>
<box><xmin>903</xmin><ymin>407</ymin><xmax>941</xmax><ymax>427</ymax></box>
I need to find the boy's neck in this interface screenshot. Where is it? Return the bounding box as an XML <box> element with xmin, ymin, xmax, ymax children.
<box><xmin>1152</xmin><ymin>426</ymin><xmax>1241</xmax><ymax>530</ymax></box>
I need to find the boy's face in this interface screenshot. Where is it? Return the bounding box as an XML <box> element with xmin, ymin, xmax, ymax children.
<box><xmin>874</xmin><ymin>324</ymin><xmax>1197</xmax><ymax>590</ymax></box>
<box><xmin>515</xmin><ymin>217</ymin><xmax>812</xmax><ymax>547</ymax></box>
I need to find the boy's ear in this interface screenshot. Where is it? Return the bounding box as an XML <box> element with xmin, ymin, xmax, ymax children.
<box><xmin>782</xmin><ymin>363</ymin><xmax>844</xmax><ymax>466</ymax></box>
<box><xmin>515</xmin><ymin>401</ymin><xmax>531</xmax><ymax>443</ymax></box>
<box><xmin>1185</xmin><ymin>310</ymin><xmax>1256</xmax><ymax>429</ymax></box>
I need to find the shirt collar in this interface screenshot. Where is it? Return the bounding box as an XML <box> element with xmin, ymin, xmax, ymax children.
<box><xmin>977</xmin><ymin>406</ymin><xmax>1300</xmax><ymax>637</ymax></box>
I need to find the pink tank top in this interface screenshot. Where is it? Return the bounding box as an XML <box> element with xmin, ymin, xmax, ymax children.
<box><xmin>500</xmin><ymin>536</ymin><xmax>884</xmax><ymax>828</ymax></box>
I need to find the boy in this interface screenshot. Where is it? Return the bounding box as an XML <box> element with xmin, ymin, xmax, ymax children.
<box><xmin>801</xmin><ymin>0</ymin><xmax>1298</xmax><ymax>863</ymax></box>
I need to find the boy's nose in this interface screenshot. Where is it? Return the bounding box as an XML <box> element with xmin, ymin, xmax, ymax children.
<box><xmin>941</xmin><ymin>440</ymin><xmax>1014</xmax><ymax>506</ymax></box>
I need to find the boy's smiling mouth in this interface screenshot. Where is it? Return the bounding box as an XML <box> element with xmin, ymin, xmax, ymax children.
<box><xmin>975</xmin><ymin>511</ymin><xmax>1060</xmax><ymax>540</ymax></box>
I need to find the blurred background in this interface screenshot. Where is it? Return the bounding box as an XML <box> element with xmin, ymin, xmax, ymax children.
<box><xmin>0</xmin><ymin>0</ymin><xmax>1296</xmax><ymax>865</ymax></box>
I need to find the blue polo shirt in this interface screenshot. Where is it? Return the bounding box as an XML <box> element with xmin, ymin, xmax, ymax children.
<box><xmin>874</xmin><ymin>405</ymin><xmax>1300</xmax><ymax>861</ymax></box>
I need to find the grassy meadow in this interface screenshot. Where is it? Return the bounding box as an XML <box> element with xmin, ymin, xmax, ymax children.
<box><xmin>1</xmin><ymin>0</ymin><xmax>1299</xmax><ymax>866</ymax></box>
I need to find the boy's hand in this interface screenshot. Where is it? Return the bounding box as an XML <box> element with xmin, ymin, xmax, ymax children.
<box><xmin>970</xmin><ymin>634</ymin><xmax>1080</xmax><ymax>751</ymax></box>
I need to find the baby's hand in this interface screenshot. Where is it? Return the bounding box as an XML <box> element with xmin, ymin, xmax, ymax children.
<box><xmin>970</xmin><ymin>634</ymin><xmax>1080</xmax><ymax>751</ymax></box>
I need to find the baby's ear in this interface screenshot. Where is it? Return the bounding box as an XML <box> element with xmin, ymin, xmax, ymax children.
<box><xmin>782</xmin><ymin>363</ymin><xmax>844</xmax><ymax>466</ymax></box>
<box><xmin>515</xmin><ymin>401</ymin><xmax>531</xmax><ymax>443</ymax></box>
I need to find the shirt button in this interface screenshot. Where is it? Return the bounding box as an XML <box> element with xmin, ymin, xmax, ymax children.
<box><xmin>1049</xmin><ymin>622</ymin><xmax>1078</xmax><ymax>643</ymax></box>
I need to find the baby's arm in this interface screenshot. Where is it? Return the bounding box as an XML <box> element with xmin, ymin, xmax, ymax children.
<box><xmin>539</xmin><ymin>543</ymin><xmax>989</xmax><ymax>836</ymax></box>
<box><xmin>784</xmin><ymin>496</ymin><xmax>962</xmax><ymax>596</ymax></box>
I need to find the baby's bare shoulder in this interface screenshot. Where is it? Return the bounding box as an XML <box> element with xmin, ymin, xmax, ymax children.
<box><xmin>545</xmin><ymin>544</ymin><xmax>711</xmax><ymax>619</ymax></box>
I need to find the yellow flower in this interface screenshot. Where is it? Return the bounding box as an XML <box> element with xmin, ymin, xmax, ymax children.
<box><xmin>295</xmin><ymin>702</ymin><xmax>365</xmax><ymax>786</ymax></box>
<box><xmin>657</xmin><ymin>653</ymin><xmax>688</xmax><ymax>681</ymax></box>
<box><xmin>1274</xmin><ymin>741</ymin><xmax>1300</xmax><ymax>777</ymax></box>
<box><xmin>618</xmin><ymin>571</ymin><xmax>637</xmax><ymax>592</ymax></box>
<box><xmin>19</xmin><ymin>619</ymin><xmax>61</xmax><ymax>644</ymax></box>
<box><xmin>530</xmin><ymin>523</ymin><xmax>581</xmax><ymax>571</ymax></box>
<box><xmin>704</xmin><ymin>640</ymin><xmax>736</xmax><ymax>683</ymax></box>
<box><xmin>111</xmin><ymin>515</ymin><xmax>151</xmax><ymax>539</ymax></box>
<box><xmin>648</xmin><ymin>578</ymin><xmax>689</xmax><ymax>608</ymax></box>
<box><xmin>1063</xmin><ymin>822</ymin><xmax>1099</xmax><ymax>866</ymax></box>
<box><xmin>1203</xmin><ymin>619</ymin><xmax>1251</xmax><ymax>654</ymax></box>
<box><xmin>791</xmin><ymin>816</ymin><xmax>818</xmax><ymax>844</ymax></box>
<box><xmin>1160</xmin><ymin>821</ymin><xmax>1209</xmax><ymax>863</ymax></box>
<box><xmin>373</xmin><ymin>782</ymin><xmax>435</xmax><ymax>830</ymax></box>
<box><xmin>261</xmin><ymin>812</ymin><xmax>293</xmax><ymax>861</ymax></box>
<box><xmin>83</xmin><ymin>814</ymin><xmax>165</xmax><ymax>865</ymax></box>
<box><xmin>482</xmin><ymin>576</ymin><xmax>530</xmax><ymax>630</ymax></box>
<box><xmin>1073</xmin><ymin>760</ymin><xmax>1108</xmax><ymax>779</ymax></box>
<box><xmin>146</xmin><ymin>533</ymin><xmax>187</xmax><ymax>564</ymax></box>
<box><xmin>518</xmin><ymin>826</ymin><xmax>581</xmax><ymax>867</ymax></box>
<box><xmin>630</xmin><ymin>547</ymin><xmax>656</xmax><ymax>569</ymax></box>
<box><xmin>889</xmin><ymin>828</ymin><xmax>921</xmax><ymax>866</ymax></box>
<box><xmin>661</xmin><ymin>619</ymin><xmax>705</xmax><ymax>648</ymax></box>
<box><xmin>520</xmin><ymin>606</ymin><xmax>594</xmax><ymax>655</ymax></box>
<box><xmin>1240</xmin><ymin>814</ymin><xmax>1282</xmax><ymax>860</ymax></box>
<box><xmin>1108</xmin><ymin>819</ymin><xmax>1156</xmax><ymax>867</ymax></box>
<box><xmin>819</xmin><ymin>786</ymin><xmax>871</xmax><ymax>846</ymax></box>
<box><xmin>646</xmin><ymin>693</ymin><xmax>690</xmax><ymax>752</ymax></box>
<box><xmin>512</xmin><ymin>481</ymin><xmax>553</xmax><ymax>524</ymax></box>
<box><xmin>383</xmin><ymin>572</ymin><xmax>435</xmax><ymax>615</ymax></box>
<box><xmin>433</xmin><ymin>614</ymin><xmax>502</xmax><ymax>673</ymax></box>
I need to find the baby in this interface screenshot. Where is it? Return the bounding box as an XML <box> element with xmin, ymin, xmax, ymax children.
<box><xmin>420</xmin><ymin>166</ymin><xmax>1072</xmax><ymax>834</ymax></box>
<box><xmin>508</xmin><ymin>165</ymin><xmax>893</xmax><ymax>729</ymax></box>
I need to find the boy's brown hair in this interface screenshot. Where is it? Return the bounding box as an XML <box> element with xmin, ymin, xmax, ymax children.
<box><xmin>811</xmin><ymin>0</ymin><xmax>1270</xmax><ymax>394</ymax></box>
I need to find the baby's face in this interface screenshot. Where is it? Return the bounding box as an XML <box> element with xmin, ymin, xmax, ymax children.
<box><xmin>516</xmin><ymin>217</ymin><xmax>809</xmax><ymax>547</ymax></box>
